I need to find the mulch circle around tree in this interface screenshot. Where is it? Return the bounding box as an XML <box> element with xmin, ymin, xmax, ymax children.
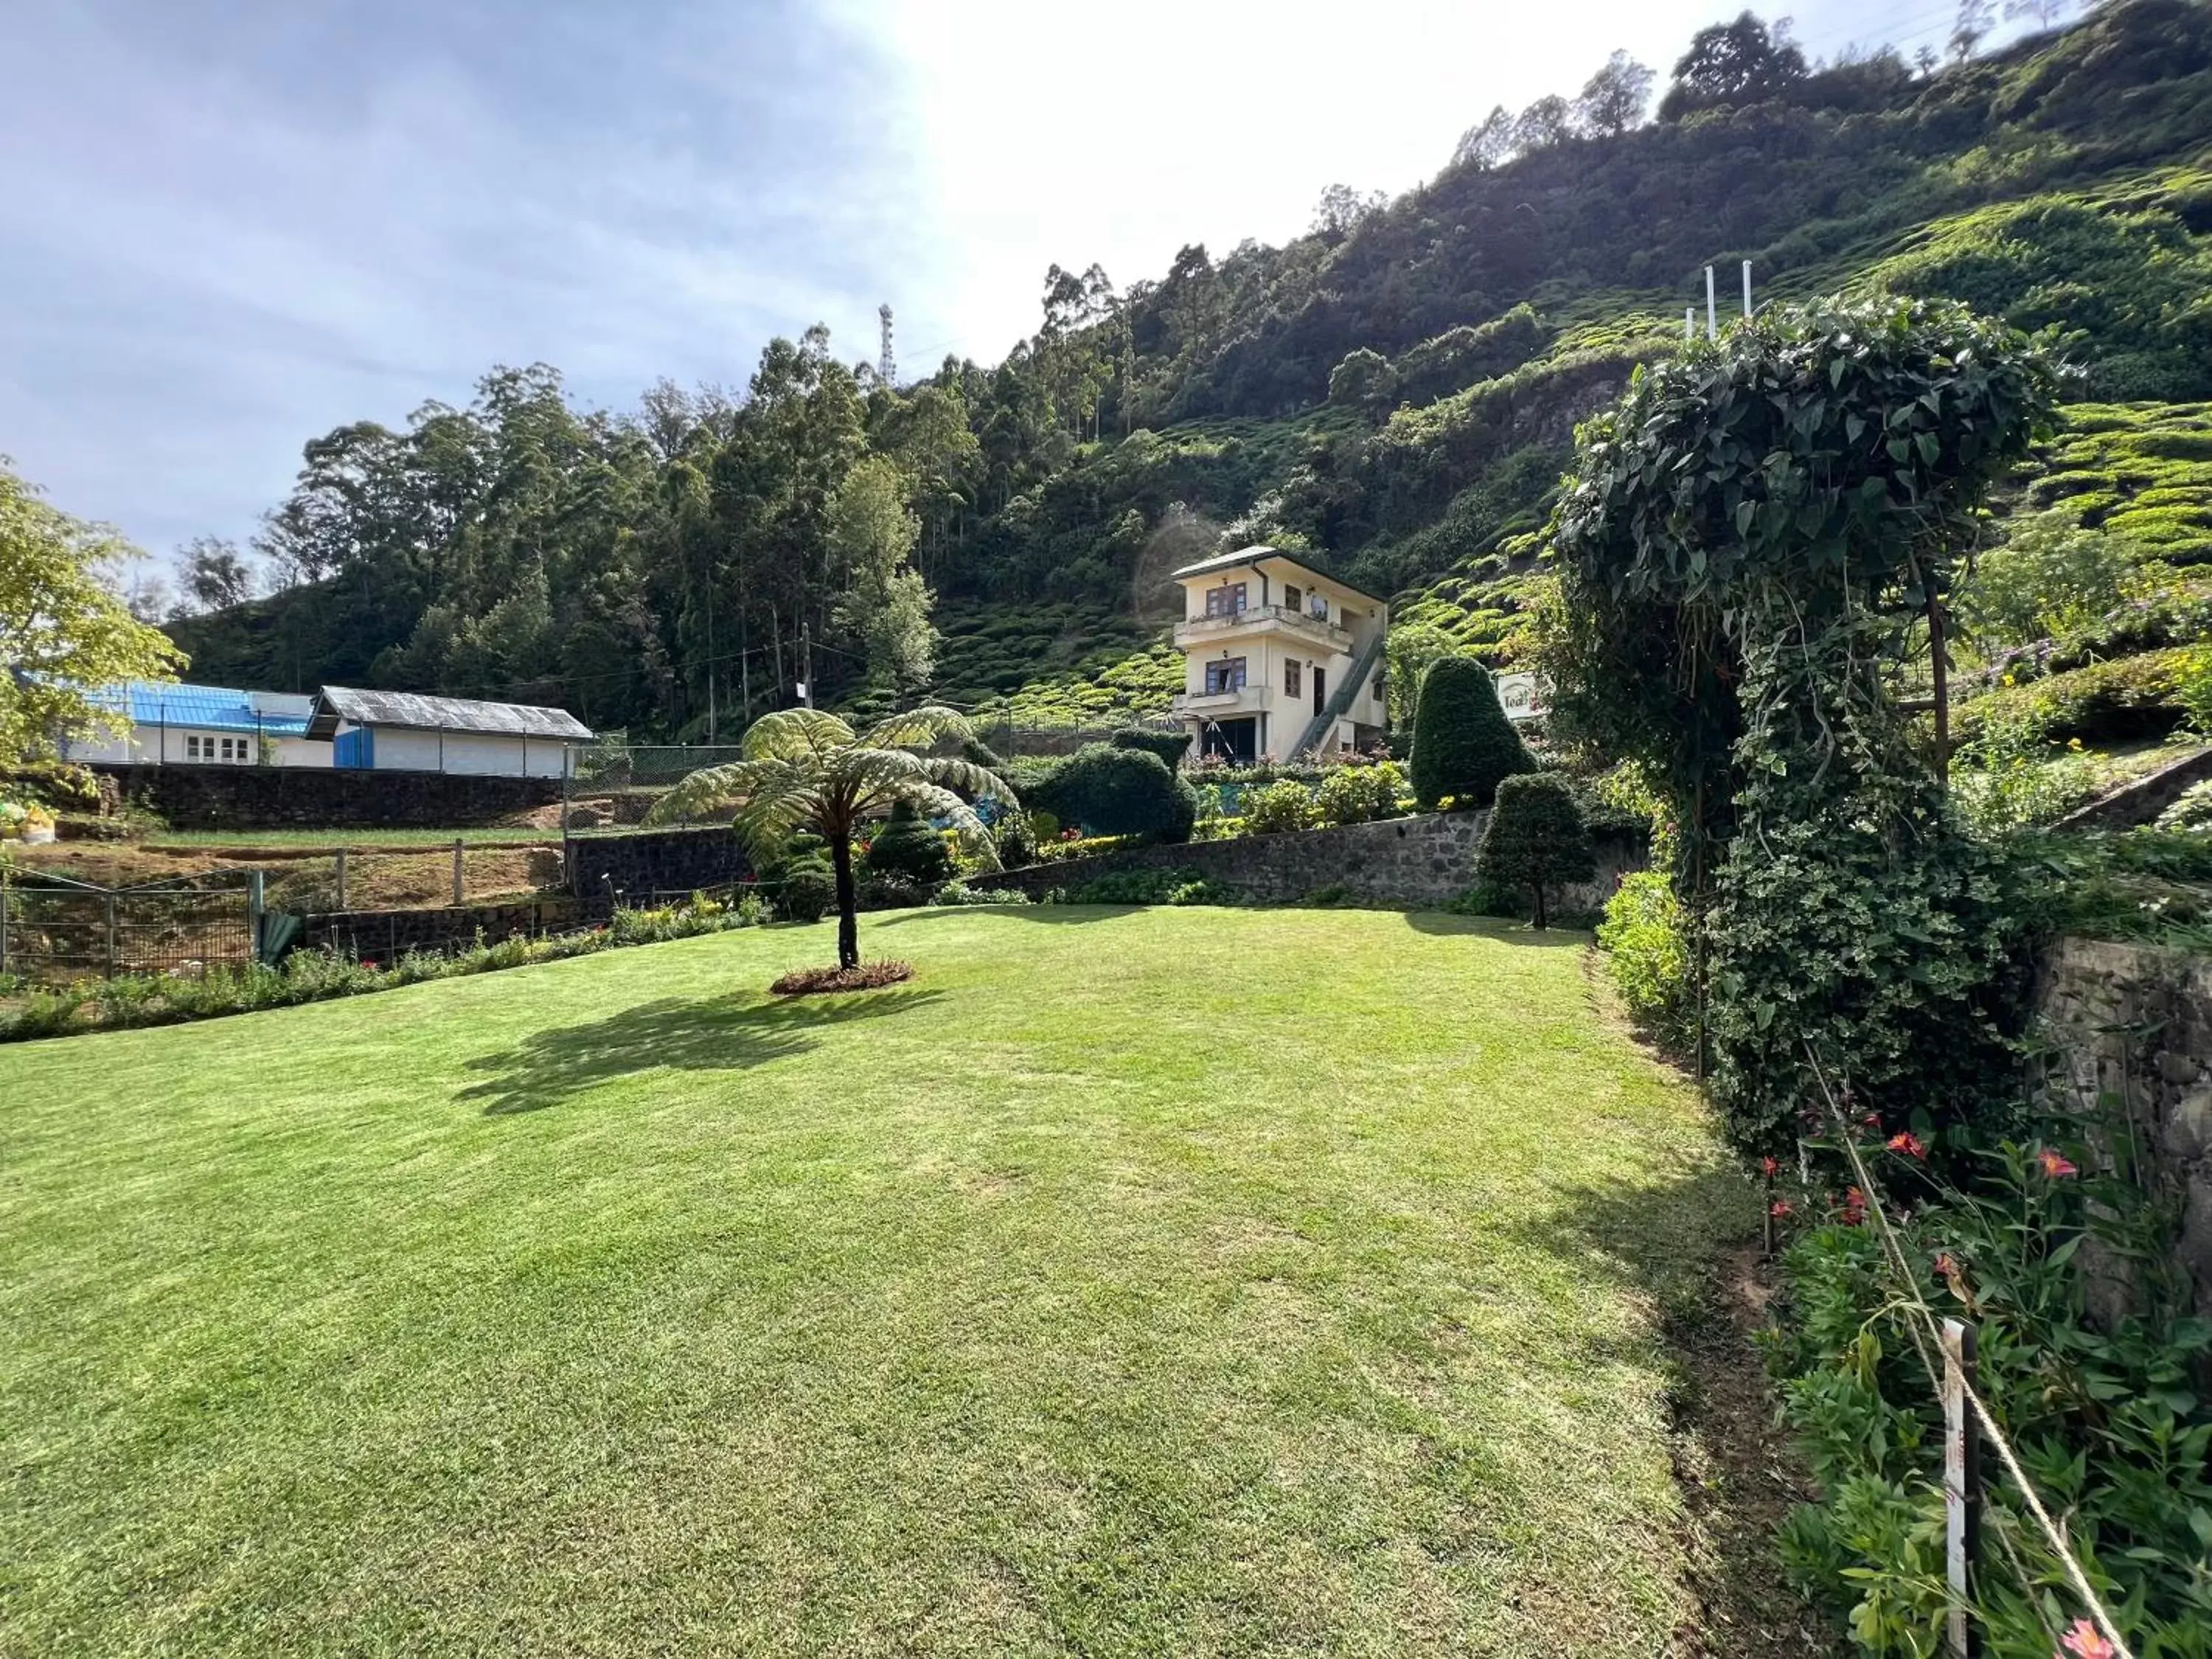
<box><xmin>770</xmin><ymin>960</ymin><xmax>916</xmax><ymax>996</ymax></box>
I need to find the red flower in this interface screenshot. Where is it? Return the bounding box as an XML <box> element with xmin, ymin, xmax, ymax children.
<box><xmin>1886</xmin><ymin>1132</ymin><xmax>1925</xmax><ymax>1160</ymax></box>
<box><xmin>2060</xmin><ymin>1618</ymin><xmax>2118</xmax><ymax>1659</ymax></box>
<box><xmin>1760</xmin><ymin>1155</ymin><xmax>1780</xmax><ymax>1178</ymax></box>
<box><xmin>2037</xmin><ymin>1147</ymin><xmax>2079</xmax><ymax>1180</ymax></box>
<box><xmin>1860</xmin><ymin>1112</ymin><xmax>1882</xmax><ymax>1129</ymax></box>
<box><xmin>1933</xmin><ymin>1252</ymin><xmax>1957</xmax><ymax>1278</ymax></box>
<box><xmin>1769</xmin><ymin>1200</ymin><xmax>1792</xmax><ymax>1219</ymax></box>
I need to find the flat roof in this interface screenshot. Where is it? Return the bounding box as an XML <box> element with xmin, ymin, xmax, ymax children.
<box><xmin>1168</xmin><ymin>544</ymin><xmax>1386</xmax><ymax>605</ymax></box>
<box><xmin>307</xmin><ymin>686</ymin><xmax>594</xmax><ymax>742</ymax></box>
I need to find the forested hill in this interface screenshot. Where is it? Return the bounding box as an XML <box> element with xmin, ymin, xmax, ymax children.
<box><xmin>169</xmin><ymin>0</ymin><xmax>2212</xmax><ymax>737</ymax></box>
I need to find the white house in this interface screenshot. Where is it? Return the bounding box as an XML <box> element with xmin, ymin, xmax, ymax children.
<box><xmin>60</xmin><ymin>683</ymin><xmax>328</xmax><ymax>768</ymax></box>
<box><xmin>1168</xmin><ymin>546</ymin><xmax>1389</xmax><ymax>764</ymax></box>
<box><xmin>308</xmin><ymin>686</ymin><xmax>591</xmax><ymax>778</ymax></box>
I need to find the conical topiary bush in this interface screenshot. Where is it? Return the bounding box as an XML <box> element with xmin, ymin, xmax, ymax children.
<box><xmin>1408</xmin><ymin>655</ymin><xmax>1534</xmax><ymax>811</ymax></box>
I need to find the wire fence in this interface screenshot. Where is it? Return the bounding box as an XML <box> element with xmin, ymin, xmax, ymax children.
<box><xmin>0</xmin><ymin>871</ymin><xmax>255</xmax><ymax>984</ymax></box>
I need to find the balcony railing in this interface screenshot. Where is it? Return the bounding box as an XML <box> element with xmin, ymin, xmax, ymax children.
<box><xmin>1170</xmin><ymin>686</ymin><xmax>1265</xmax><ymax>713</ymax></box>
<box><xmin>1172</xmin><ymin>604</ymin><xmax>1351</xmax><ymax>653</ymax></box>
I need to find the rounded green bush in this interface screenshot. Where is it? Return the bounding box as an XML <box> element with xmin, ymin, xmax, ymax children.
<box><xmin>1029</xmin><ymin>744</ymin><xmax>1199</xmax><ymax>842</ymax></box>
<box><xmin>1476</xmin><ymin>772</ymin><xmax>1596</xmax><ymax>929</ymax></box>
<box><xmin>861</xmin><ymin>801</ymin><xmax>954</xmax><ymax>889</ymax></box>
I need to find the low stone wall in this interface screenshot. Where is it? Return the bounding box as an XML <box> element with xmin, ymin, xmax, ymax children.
<box><xmin>2053</xmin><ymin>745</ymin><xmax>2212</xmax><ymax>832</ymax></box>
<box><xmin>988</xmin><ymin>811</ymin><xmax>1638</xmax><ymax>913</ymax></box>
<box><xmin>296</xmin><ymin>894</ymin><xmax>583</xmax><ymax>960</ymax></box>
<box><xmin>566</xmin><ymin>826</ymin><xmax>751</xmax><ymax>900</ymax></box>
<box><xmin>100</xmin><ymin>764</ymin><xmax>563</xmax><ymax>830</ymax></box>
<box><xmin>2036</xmin><ymin>937</ymin><xmax>2212</xmax><ymax>1330</ymax></box>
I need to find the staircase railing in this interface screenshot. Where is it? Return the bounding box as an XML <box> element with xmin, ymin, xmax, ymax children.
<box><xmin>1287</xmin><ymin>630</ymin><xmax>1388</xmax><ymax>761</ymax></box>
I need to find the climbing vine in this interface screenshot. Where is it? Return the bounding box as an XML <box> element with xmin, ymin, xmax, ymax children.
<box><xmin>1540</xmin><ymin>296</ymin><xmax>2057</xmax><ymax>1154</ymax></box>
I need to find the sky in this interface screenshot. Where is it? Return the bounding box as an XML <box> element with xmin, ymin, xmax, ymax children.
<box><xmin>1</xmin><ymin>0</ymin><xmax>1993</xmax><ymax>568</ymax></box>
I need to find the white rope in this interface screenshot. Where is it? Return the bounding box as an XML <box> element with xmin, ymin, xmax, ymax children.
<box><xmin>1801</xmin><ymin>1046</ymin><xmax>2138</xmax><ymax>1659</ymax></box>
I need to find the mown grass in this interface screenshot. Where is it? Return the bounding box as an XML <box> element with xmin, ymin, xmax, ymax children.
<box><xmin>0</xmin><ymin>907</ymin><xmax>1753</xmax><ymax>1656</ymax></box>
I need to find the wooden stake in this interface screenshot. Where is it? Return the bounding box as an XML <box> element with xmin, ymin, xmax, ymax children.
<box><xmin>1943</xmin><ymin>1318</ymin><xmax>1982</xmax><ymax>1658</ymax></box>
<box><xmin>452</xmin><ymin>838</ymin><xmax>465</xmax><ymax>908</ymax></box>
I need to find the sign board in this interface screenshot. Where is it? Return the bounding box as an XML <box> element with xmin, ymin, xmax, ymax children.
<box><xmin>1495</xmin><ymin>670</ymin><xmax>1549</xmax><ymax>723</ymax></box>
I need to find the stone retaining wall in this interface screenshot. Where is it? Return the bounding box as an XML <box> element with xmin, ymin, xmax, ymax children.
<box><xmin>2037</xmin><ymin>937</ymin><xmax>2212</xmax><ymax>1330</ymax></box>
<box><xmin>566</xmin><ymin>826</ymin><xmax>751</xmax><ymax>900</ymax></box>
<box><xmin>989</xmin><ymin>811</ymin><xmax>1638</xmax><ymax>914</ymax></box>
<box><xmin>296</xmin><ymin>895</ymin><xmax>583</xmax><ymax>960</ymax></box>
<box><xmin>100</xmin><ymin>764</ymin><xmax>563</xmax><ymax>830</ymax></box>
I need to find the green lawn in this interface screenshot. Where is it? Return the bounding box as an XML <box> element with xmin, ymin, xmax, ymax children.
<box><xmin>0</xmin><ymin>907</ymin><xmax>1753</xmax><ymax>1656</ymax></box>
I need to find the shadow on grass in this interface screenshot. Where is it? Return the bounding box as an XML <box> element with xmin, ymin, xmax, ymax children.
<box><xmin>1400</xmin><ymin>911</ymin><xmax>1590</xmax><ymax>946</ymax></box>
<box><xmin>872</xmin><ymin>903</ymin><xmax>1127</xmax><ymax>927</ymax></box>
<box><xmin>1509</xmin><ymin>1163</ymin><xmax>1845</xmax><ymax>1658</ymax></box>
<box><xmin>459</xmin><ymin>986</ymin><xmax>944</xmax><ymax>1116</ymax></box>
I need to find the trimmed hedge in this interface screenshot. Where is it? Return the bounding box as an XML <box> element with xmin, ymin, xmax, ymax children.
<box><xmin>861</xmin><ymin>801</ymin><xmax>954</xmax><ymax>888</ymax></box>
<box><xmin>1409</xmin><ymin>655</ymin><xmax>1533</xmax><ymax>810</ymax></box>
<box><xmin>1107</xmin><ymin>727</ymin><xmax>1193</xmax><ymax>769</ymax></box>
<box><xmin>1026</xmin><ymin>743</ymin><xmax>1200</xmax><ymax>842</ymax></box>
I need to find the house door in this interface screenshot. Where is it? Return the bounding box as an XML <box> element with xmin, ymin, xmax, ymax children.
<box><xmin>1312</xmin><ymin>667</ymin><xmax>1326</xmax><ymax>717</ymax></box>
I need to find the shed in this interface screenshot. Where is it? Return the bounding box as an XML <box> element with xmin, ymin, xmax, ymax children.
<box><xmin>61</xmin><ymin>682</ymin><xmax>324</xmax><ymax>767</ymax></box>
<box><xmin>307</xmin><ymin>687</ymin><xmax>592</xmax><ymax>777</ymax></box>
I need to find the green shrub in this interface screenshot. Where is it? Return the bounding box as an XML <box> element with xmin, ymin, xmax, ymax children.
<box><xmin>1027</xmin><ymin>743</ymin><xmax>1200</xmax><ymax>842</ymax></box>
<box><xmin>1068</xmin><ymin>866</ymin><xmax>1228</xmax><ymax>905</ymax></box>
<box><xmin>778</xmin><ymin>862</ymin><xmax>835</xmax><ymax>923</ymax></box>
<box><xmin>1315</xmin><ymin>759</ymin><xmax>1405</xmax><ymax>826</ymax></box>
<box><xmin>1107</xmin><ymin>727</ymin><xmax>1192</xmax><ymax>769</ymax></box>
<box><xmin>1447</xmin><ymin>877</ymin><xmax>1526</xmax><ymax>919</ymax></box>
<box><xmin>1956</xmin><ymin>515</ymin><xmax>2165</xmax><ymax>647</ymax></box>
<box><xmin>1409</xmin><ymin>656</ymin><xmax>1532</xmax><ymax>811</ymax></box>
<box><xmin>1954</xmin><ymin>647</ymin><xmax>2192</xmax><ymax>745</ymax></box>
<box><xmin>1475</xmin><ymin>773</ymin><xmax>1594</xmax><ymax>928</ymax></box>
<box><xmin>861</xmin><ymin>801</ymin><xmax>955</xmax><ymax>889</ymax></box>
<box><xmin>1241</xmin><ymin>779</ymin><xmax>1318</xmax><ymax>835</ymax></box>
<box><xmin>1596</xmin><ymin>872</ymin><xmax>1693</xmax><ymax>1048</ymax></box>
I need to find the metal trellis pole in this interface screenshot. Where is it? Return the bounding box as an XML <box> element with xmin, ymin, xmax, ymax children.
<box><xmin>1944</xmin><ymin>1318</ymin><xmax>1983</xmax><ymax>1658</ymax></box>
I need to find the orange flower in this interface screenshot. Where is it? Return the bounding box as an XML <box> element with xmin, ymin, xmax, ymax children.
<box><xmin>1760</xmin><ymin>1155</ymin><xmax>1780</xmax><ymax>1178</ymax></box>
<box><xmin>2037</xmin><ymin>1147</ymin><xmax>2079</xmax><ymax>1180</ymax></box>
<box><xmin>2060</xmin><ymin>1617</ymin><xmax>2118</xmax><ymax>1659</ymax></box>
<box><xmin>1769</xmin><ymin>1200</ymin><xmax>1792</xmax><ymax>1219</ymax></box>
<box><xmin>1886</xmin><ymin>1132</ymin><xmax>1925</xmax><ymax>1159</ymax></box>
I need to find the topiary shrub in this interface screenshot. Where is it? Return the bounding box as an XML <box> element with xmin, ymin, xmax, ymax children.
<box><xmin>1475</xmin><ymin>773</ymin><xmax>1596</xmax><ymax>929</ymax></box>
<box><xmin>1028</xmin><ymin>744</ymin><xmax>1200</xmax><ymax>843</ymax></box>
<box><xmin>777</xmin><ymin>860</ymin><xmax>835</xmax><ymax>923</ymax></box>
<box><xmin>1409</xmin><ymin>656</ymin><xmax>1533</xmax><ymax>811</ymax></box>
<box><xmin>1107</xmin><ymin>727</ymin><xmax>1192</xmax><ymax>770</ymax></box>
<box><xmin>860</xmin><ymin>801</ymin><xmax>954</xmax><ymax>889</ymax></box>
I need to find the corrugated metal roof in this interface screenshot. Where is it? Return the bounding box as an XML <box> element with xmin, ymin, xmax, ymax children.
<box><xmin>1168</xmin><ymin>544</ymin><xmax>1385</xmax><ymax>604</ymax></box>
<box><xmin>307</xmin><ymin>686</ymin><xmax>594</xmax><ymax>742</ymax></box>
<box><xmin>96</xmin><ymin>681</ymin><xmax>314</xmax><ymax>737</ymax></box>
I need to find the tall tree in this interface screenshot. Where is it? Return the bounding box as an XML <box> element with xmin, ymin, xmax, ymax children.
<box><xmin>1573</xmin><ymin>50</ymin><xmax>1655</xmax><ymax>136</ymax></box>
<box><xmin>0</xmin><ymin>462</ymin><xmax>186</xmax><ymax>762</ymax></box>
<box><xmin>1658</xmin><ymin>12</ymin><xmax>1808</xmax><ymax>118</ymax></box>
<box><xmin>1450</xmin><ymin>105</ymin><xmax>1517</xmax><ymax>172</ymax></box>
<box><xmin>827</xmin><ymin>456</ymin><xmax>938</xmax><ymax>694</ymax></box>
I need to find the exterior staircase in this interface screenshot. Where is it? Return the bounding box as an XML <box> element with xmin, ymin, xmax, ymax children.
<box><xmin>1287</xmin><ymin>631</ymin><xmax>1387</xmax><ymax>761</ymax></box>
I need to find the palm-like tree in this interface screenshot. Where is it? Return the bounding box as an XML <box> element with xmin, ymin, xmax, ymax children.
<box><xmin>647</xmin><ymin>706</ymin><xmax>1012</xmax><ymax>970</ymax></box>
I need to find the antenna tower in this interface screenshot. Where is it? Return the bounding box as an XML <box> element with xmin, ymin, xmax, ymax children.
<box><xmin>877</xmin><ymin>303</ymin><xmax>896</xmax><ymax>387</ymax></box>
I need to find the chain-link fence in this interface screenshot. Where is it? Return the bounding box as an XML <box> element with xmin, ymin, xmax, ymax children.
<box><xmin>0</xmin><ymin>871</ymin><xmax>255</xmax><ymax>984</ymax></box>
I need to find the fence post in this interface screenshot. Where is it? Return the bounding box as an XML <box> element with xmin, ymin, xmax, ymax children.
<box><xmin>452</xmin><ymin>837</ymin><xmax>465</xmax><ymax>907</ymax></box>
<box><xmin>104</xmin><ymin>889</ymin><xmax>117</xmax><ymax>979</ymax></box>
<box><xmin>248</xmin><ymin>871</ymin><xmax>265</xmax><ymax>963</ymax></box>
<box><xmin>1943</xmin><ymin>1318</ymin><xmax>1982</xmax><ymax>1658</ymax></box>
<box><xmin>335</xmin><ymin>847</ymin><xmax>348</xmax><ymax>911</ymax></box>
<box><xmin>1</xmin><ymin>868</ymin><xmax>10</xmax><ymax>978</ymax></box>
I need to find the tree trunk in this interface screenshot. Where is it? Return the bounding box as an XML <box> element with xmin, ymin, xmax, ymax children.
<box><xmin>1531</xmin><ymin>882</ymin><xmax>1548</xmax><ymax>931</ymax></box>
<box><xmin>831</xmin><ymin>832</ymin><xmax>860</xmax><ymax>970</ymax></box>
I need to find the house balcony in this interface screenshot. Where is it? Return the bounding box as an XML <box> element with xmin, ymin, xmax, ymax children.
<box><xmin>1169</xmin><ymin>685</ymin><xmax>1273</xmax><ymax>718</ymax></box>
<box><xmin>1172</xmin><ymin>604</ymin><xmax>1352</xmax><ymax>655</ymax></box>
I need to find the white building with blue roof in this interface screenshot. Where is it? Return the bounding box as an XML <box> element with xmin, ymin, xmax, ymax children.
<box><xmin>60</xmin><ymin>683</ymin><xmax>328</xmax><ymax>768</ymax></box>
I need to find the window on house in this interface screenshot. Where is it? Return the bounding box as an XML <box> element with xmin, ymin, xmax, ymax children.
<box><xmin>185</xmin><ymin>734</ymin><xmax>201</xmax><ymax>759</ymax></box>
<box><xmin>1204</xmin><ymin>657</ymin><xmax>1248</xmax><ymax>695</ymax></box>
<box><xmin>1284</xmin><ymin>584</ymin><xmax>1301</xmax><ymax>612</ymax></box>
<box><xmin>1203</xmin><ymin>583</ymin><xmax>1248</xmax><ymax>618</ymax></box>
<box><xmin>1284</xmin><ymin>660</ymin><xmax>1301</xmax><ymax>697</ymax></box>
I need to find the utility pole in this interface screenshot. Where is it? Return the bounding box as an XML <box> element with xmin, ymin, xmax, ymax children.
<box><xmin>705</xmin><ymin>571</ymin><xmax>717</xmax><ymax>744</ymax></box>
<box><xmin>1705</xmin><ymin>265</ymin><xmax>1717</xmax><ymax>339</ymax></box>
<box><xmin>799</xmin><ymin>619</ymin><xmax>814</xmax><ymax>709</ymax></box>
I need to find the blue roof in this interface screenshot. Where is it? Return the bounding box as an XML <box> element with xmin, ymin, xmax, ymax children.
<box><xmin>100</xmin><ymin>682</ymin><xmax>313</xmax><ymax>737</ymax></box>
